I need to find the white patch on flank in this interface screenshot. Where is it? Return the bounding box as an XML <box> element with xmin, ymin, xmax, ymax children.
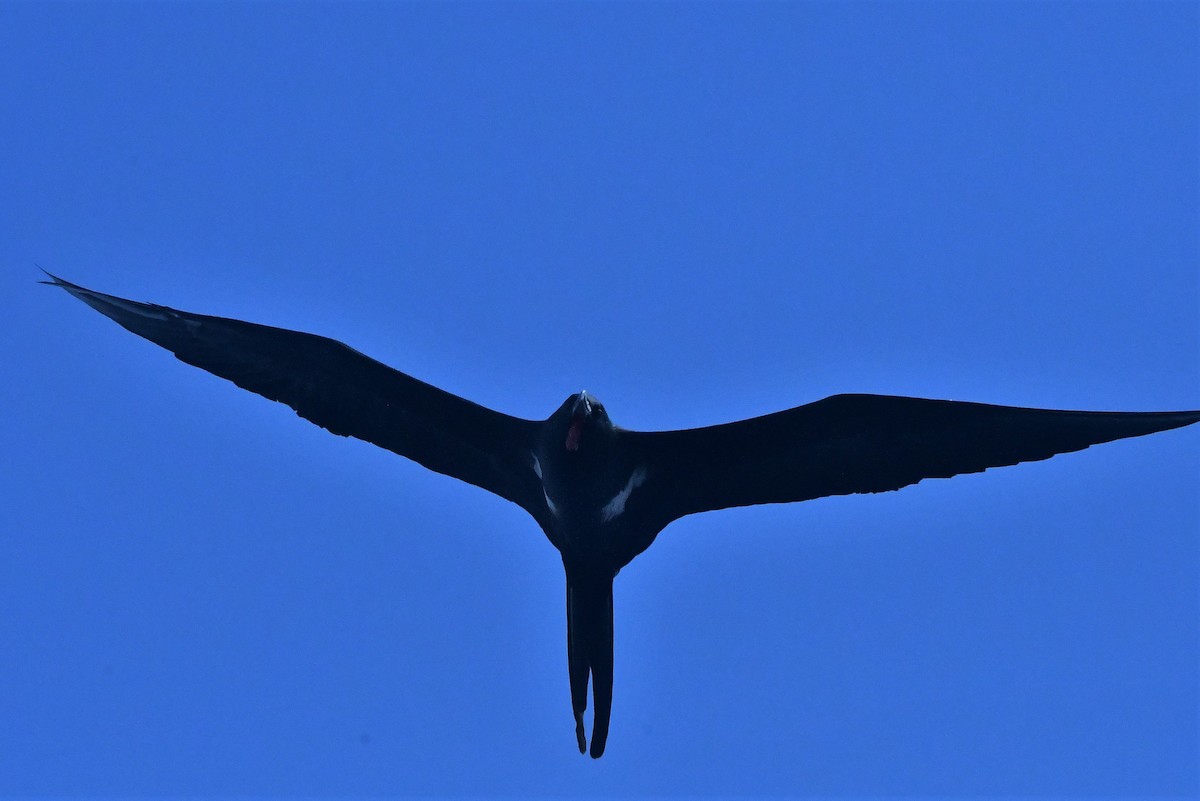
<box><xmin>532</xmin><ymin>454</ymin><xmax>560</xmax><ymax>516</ymax></box>
<box><xmin>601</xmin><ymin>466</ymin><xmax>647</xmax><ymax>522</ymax></box>
<box><xmin>543</xmin><ymin>488</ymin><xmax>560</xmax><ymax>516</ymax></box>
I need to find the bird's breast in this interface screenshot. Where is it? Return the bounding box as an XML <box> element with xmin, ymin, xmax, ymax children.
<box><xmin>533</xmin><ymin>455</ymin><xmax>650</xmax><ymax>557</ymax></box>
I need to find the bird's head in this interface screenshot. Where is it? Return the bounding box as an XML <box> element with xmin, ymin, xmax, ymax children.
<box><xmin>553</xmin><ymin>390</ymin><xmax>613</xmax><ymax>453</ymax></box>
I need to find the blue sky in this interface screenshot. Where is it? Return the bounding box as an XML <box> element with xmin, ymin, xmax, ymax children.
<box><xmin>3</xmin><ymin>2</ymin><xmax>1197</xmax><ymax>796</ymax></box>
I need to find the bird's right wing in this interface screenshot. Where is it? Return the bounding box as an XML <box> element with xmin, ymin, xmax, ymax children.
<box><xmin>625</xmin><ymin>393</ymin><xmax>1200</xmax><ymax>527</ymax></box>
<box><xmin>45</xmin><ymin>274</ymin><xmax>547</xmax><ymax>518</ymax></box>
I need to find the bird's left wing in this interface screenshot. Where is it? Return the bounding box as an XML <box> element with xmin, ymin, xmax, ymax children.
<box><xmin>44</xmin><ymin>274</ymin><xmax>545</xmax><ymax>516</ymax></box>
<box><xmin>623</xmin><ymin>393</ymin><xmax>1200</xmax><ymax>528</ymax></box>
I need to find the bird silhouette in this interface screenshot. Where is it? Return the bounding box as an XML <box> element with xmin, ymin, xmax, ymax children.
<box><xmin>44</xmin><ymin>273</ymin><xmax>1200</xmax><ymax>758</ymax></box>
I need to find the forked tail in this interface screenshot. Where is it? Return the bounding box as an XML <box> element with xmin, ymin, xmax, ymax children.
<box><xmin>566</xmin><ymin>571</ymin><xmax>614</xmax><ymax>758</ymax></box>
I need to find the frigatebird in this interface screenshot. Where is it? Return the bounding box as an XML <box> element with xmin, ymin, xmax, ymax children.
<box><xmin>44</xmin><ymin>273</ymin><xmax>1199</xmax><ymax>758</ymax></box>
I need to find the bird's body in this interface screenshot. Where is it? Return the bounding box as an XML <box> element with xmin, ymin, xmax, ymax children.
<box><xmin>43</xmin><ymin>273</ymin><xmax>1200</xmax><ymax>758</ymax></box>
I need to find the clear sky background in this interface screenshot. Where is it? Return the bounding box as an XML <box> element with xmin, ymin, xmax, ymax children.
<box><xmin>3</xmin><ymin>2</ymin><xmax>1197</xmax><ymax>797</ymax></box>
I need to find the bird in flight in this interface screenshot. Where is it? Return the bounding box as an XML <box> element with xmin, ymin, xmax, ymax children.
<box><xmin>44</xmin><ymin>273</ymin><xmax>1199</xmax><ymax>758</ymax></box>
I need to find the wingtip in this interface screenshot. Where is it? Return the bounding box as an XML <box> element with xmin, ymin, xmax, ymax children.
<box><xmin>1160</xmin><ymin>409</ymin><xmax>1200</xmax><ymax>431</ymax></box>
<box><xmin>574</xmin><ymin>713</ymin><xmax>587</xmax><ymax>754</ymax></box>
<box><xmin>36</xmin><ymin>266</ymin><xmax>86</xmax><ymax>293</ymax></box>
<box><xmin>36</xmin><ymin>264</ymin><xmax>67</xmax><ymax>286</ymax></box>
<box><xmin>36</xmin><ymin>269</ymin><xmax>103</xmax><ymax>308</ymax></box>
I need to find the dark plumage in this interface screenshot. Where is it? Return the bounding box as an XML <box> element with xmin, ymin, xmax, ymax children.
<box><xmin>44</xmin><ymin>273</ymin><xmax>1200</xmax><ymax>758</ymax></box>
